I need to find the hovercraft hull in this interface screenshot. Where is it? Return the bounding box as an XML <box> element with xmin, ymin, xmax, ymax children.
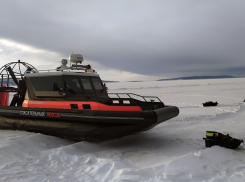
<box><xmin>0</xmin><ymin>106</ymin><xmax>179</xmax><ymax>142</ymax></box>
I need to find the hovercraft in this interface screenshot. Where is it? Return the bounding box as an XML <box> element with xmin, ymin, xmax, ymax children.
<box><xmin>0</xmin><ymin>53</ymin><xmax>179</xmax><ymax>142</ymax></box>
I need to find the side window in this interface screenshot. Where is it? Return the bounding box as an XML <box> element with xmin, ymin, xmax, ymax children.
<box><xmin>30</xmin><ymin>76</ymin><xmax>64</xmax><ymax>91</ymax></box>
<box><xmin>91</xmin><ymin>77</ymin><xmax>103</xmax><ymax>91</ymax></box>
<box><xmin>80</xmin><ymin>77</ymin><xmax>94</xmax><ymax>94</ymax></box>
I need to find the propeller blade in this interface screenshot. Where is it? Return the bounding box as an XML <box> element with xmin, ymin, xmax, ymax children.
<box><xmin>7</xmin><ymin>67</ymin><xmax>19</xmax><ymax>85</ymax></box>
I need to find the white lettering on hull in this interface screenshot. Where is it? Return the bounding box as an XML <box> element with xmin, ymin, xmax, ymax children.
<box><xmin>20</xmin><ymin>111</ymin><xmax>45</xmax><ymax>117</ymax></box>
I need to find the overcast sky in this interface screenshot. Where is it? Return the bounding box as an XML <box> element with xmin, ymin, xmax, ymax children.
<box><xmin>0</xmin><ymin>0</ymin><xmax>245</xmax><ymax>81</ymax></box>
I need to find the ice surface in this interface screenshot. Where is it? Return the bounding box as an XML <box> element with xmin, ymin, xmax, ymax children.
<box><xmin>1</xmin><ymin>78</ymin><xmax>245</xmax><ymax>181</ymax></box>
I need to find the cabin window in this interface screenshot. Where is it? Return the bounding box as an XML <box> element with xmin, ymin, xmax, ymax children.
<box><xmin>30</xmin><ymin>76</ymin><xmax>64</xmax><ymax>91</ymax></box>
<box><xmin>80</xmin><ymin>77</ymin><xmax>94</xmax><ymax>93</ymax></box>
<box><xmin>64</xmin><ymin>76</ymin><xmax>82</xmax><ymax>93</ymax></box>
<box><xmin>91</xmin><ymin>78</ymin><xmax>103</xmax><ymax>90</ymax></box>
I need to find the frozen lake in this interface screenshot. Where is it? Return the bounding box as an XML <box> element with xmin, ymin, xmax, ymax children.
<box><xmin>1</xmin><ymin>78</ymin><xmax>245</xmax><ymax>181</ymax></box>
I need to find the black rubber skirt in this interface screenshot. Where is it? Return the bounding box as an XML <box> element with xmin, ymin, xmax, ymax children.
<box><xmin>0</xmin><ymin>106</ymin><xmax>179</xmax><ymax>142</ymax></box>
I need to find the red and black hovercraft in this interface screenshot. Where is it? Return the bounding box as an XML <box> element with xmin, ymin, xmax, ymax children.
<box><xmin>0</xmin><ymin>54</ymin><xmax>179</xmax><ymax>142</ymax></box>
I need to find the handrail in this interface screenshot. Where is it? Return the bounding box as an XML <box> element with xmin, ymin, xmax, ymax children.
<box><xmin>108</xmin><ymin>93</ymin><xmax>162</xmax><ymax>102</ymax></box>
<box><xmin>37</xmin><ymin>68</ymin><xmax>97</xmax><ymax>74</ymax></box>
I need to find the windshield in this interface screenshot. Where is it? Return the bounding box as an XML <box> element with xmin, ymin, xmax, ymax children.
<box><xmin>64</xmin><ymin>76</ymin><xmax>81</xmax><ymax>92</ymax></box>
<box><xmin>91</xmin><ymin>77</ymin><xmax>103</xmax><ymax>90</ymax></box>
<box><xmin>64</xmin><ymin>76</ymin><xmax>103</xmax><ymax>94</ymax></box>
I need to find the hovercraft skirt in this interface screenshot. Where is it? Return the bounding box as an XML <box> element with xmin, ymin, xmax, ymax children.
<box><xmin>0</xmin><ymin>106</ymin><xmax>179</xmax><ymax>142</ymax></box>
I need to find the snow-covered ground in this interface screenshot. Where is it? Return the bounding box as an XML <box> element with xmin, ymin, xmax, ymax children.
<box><xmin>1</xmin><ymin>78</ymin><xmax>245</xmax><ymax>182</ymax></box>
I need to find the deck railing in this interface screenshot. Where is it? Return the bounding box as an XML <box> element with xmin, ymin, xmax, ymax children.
<box><xmin>108</xmin><ymin>93</ymin><xmax>162</xmax><ymax>103</ymax></box>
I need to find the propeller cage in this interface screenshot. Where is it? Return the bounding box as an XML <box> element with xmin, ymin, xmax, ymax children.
<box><xmin>0</xmin><ymin>60</ymin><xmax>38</xmax><ymax>107</ymax></box>
<box><xmin>0</xmin><ymin>60</ymin><xmax>38</xmax><ymax>87</ymax></box>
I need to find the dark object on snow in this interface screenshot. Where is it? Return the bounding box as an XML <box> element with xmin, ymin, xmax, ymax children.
<box><xmin>203</xmin><ymin>101</ymin><xmax>218</xmax><ymax>107</ymax></box>
<box><xmin>203</xmin><ymin>131</ymin><xmax>243</xmax><ymax>149</ymax></box>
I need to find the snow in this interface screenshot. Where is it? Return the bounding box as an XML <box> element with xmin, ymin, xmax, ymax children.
<box><xmin>1</xmin><ymin>78</ymin><xmax>245</xmax><ymax>181</ymax></box>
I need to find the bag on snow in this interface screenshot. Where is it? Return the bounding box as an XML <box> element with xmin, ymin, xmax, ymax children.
<box><xmin>203</xmin><ymin>131</ymin><xmax>243</xmax><ymax>149</ymax></box>
<box><xmin>203</xmin><ymin>101</ymin><xmax>218</xmax><ymax>107</ymax></box>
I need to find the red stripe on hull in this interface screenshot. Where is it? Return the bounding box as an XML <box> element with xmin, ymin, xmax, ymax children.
<box><xmin>22</xmin><ymin>100</ymin><xmax>142</xmax><ymax>111</ymax></box>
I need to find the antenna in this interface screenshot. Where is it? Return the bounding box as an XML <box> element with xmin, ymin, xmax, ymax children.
<box><xmin>55</xmin><ymin>53</ymin><xmax>96</xmax><ymax>73</ymax></box>
<box><xmin>69</xmin><ymin>53</ymin><xmax>83</xmax><ymax>64</ymax></box>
